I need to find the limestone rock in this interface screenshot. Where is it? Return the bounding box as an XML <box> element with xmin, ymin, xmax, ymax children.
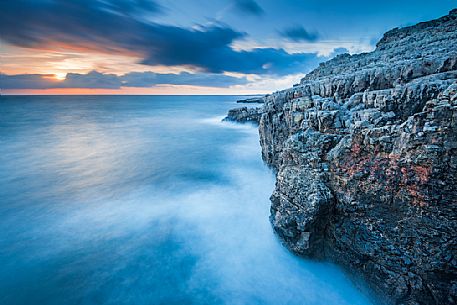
<box><xmin>258</xmin><ymin>10</ymin><xmax>457</xmax><ymax>305</ymax></box>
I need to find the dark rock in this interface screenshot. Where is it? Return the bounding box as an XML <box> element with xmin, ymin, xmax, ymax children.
<box><xmin>236</xmin><ymin>96</ymin><xmax>265</xmax><ymax>104</ymax></box>
<box><xmin>257</xmin><ymin>10</ymin><xmax>457</xmax><ymax>305</ymax></box>
<box><xmin>223</xmin><ymin>106</ymin><xmax>263</xmax><ymax>124</ymax></box>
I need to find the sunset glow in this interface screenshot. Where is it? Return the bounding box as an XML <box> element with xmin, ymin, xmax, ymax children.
<box><xmin>1</xmin><ymin>1</ymin><xmax>455</xmax><ymax>95</ymax></box>
<box><xmin>53</xmin><ymin>73</ymin><xmax>67</xmax><ymax>81</ymax></box>
<box><xmin>1</xmin><ymin>2</ymin><xmax>456</xmax><ymax>305</ymax></box>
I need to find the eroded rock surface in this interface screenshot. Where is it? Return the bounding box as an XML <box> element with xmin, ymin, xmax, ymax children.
<box><xmin>249</xmin><ymin>10</ymin><xmax>456</xmax><ymax>305</ymax></box>
<box><xmin>223</xmin><ymin>106</ymin><xmax>263</xmax><ymax>124</ymax></box>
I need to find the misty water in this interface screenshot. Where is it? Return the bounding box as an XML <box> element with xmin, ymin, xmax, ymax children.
<box><xmin>0</xmin><ymin>95</ymin><xmax>373</xmax><ymax>305</ymax></box>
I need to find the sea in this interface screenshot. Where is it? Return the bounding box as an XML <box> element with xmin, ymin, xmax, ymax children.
<box><xmin>0</xmin><ymin>95</ymin><xmax>373</xmax><ymax>305</ymax></box>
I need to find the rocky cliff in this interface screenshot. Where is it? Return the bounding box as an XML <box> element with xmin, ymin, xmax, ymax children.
<box><xmin>234</xmin><ymin>10</ymin><xmax>457</xmax><ymax>305</ymax></box>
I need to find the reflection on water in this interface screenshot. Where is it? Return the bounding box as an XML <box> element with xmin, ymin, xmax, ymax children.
<box><xmin>0</xmin><ymin>95</ymin><xmax>373</xmax><ymax>305</ymax></box>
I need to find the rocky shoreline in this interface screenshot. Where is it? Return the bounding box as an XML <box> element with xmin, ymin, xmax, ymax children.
<box><xmin>223</xmin><ymin>106</ymin><xmax>263</xmax><ymax>124</ymax></box>
<box><xmin>226</xmin><ymin>10</ymin><xmax>457</xmax><ymax>305</ymax></box>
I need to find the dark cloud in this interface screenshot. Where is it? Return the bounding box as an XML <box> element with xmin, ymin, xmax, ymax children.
<box><xmin>191</xmin><ymin>47</ymin><xmax>323</xmax><ymax>75</ymax></box>
<box><xmin>232</xmin><ymin>0</ymin><xmax>264</xmax><ymax>16</ymax></box>
<box><xmin>122</xmin><ymin>72</ymin><xmax>248</xmax><ymax>87</ymax></box>
<box><xmin>0</xmin><ymin>74</ymin><xmax>57</xmax><ymax>90</ymax></box>
<box><xmin>0</xmin><ymin>71</ymin><xmax>121</xmax><ymax>89</ymax></box>
<box><xmin>280</xmin><ymin>26</ymin><xmax>320</xmax><ymax>42</ymax></box>
<box><xmin>0</xmin><ymin>0</ymin><xmax>321</xmax><ymax>76</ymax></box>
<box><xmin>100</xmin><ymin>0</ymin><xmax>163</xmax><ymax>16</ymax></box>
<box><xmin>0</xmin><ymin>71</ymin><xmax>248</xmax><ymax>90</ymax></box>
<box><xmin>330</xmin><ymin>47</ymin><xmax>350</xmax><ymax>56</ymax></box>
<box><xmin>65</xmin><ymin>71</ymin><xmax>123</xmax><ymax>89</ymax></box>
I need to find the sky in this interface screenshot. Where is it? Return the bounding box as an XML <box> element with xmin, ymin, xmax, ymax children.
<box><xmin>1</xmin><ymin>0</ymin><xmax>456</xmax><ymax>95</ymax></box>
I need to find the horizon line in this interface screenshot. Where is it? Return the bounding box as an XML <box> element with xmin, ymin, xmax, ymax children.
<box><xmin>0</xmin><ymin>93</ymin><xmax>265</xmax><ymax>97</ymax></box>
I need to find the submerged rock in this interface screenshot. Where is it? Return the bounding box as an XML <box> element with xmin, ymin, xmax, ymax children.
<box><xmin>258</xmin><ymin>10</ymin><xmax>457</xmax><ymax>305</ymax></box>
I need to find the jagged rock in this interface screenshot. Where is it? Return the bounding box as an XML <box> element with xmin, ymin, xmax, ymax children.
<box><xmin>258</xmin><ymin>10</ymin><xmax>457</xmax><ymax>305</ymax></box>
<box><xmin>236</xmin><ymin>96</ymin><xmax>265</xmax><ymax>104</ymax></box>
<box><xmin>223</xmin><ymin>106</ymin><xmax>263</xmax><ymax>124</ymax></box>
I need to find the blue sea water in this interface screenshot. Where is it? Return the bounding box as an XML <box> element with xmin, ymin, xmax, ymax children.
<box><xmin>0</xmin><ymin>95</ymin><xmax>373</xmax><ymax>305</ymax></box>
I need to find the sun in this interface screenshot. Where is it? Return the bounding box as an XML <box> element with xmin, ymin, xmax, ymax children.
<box><xmin>54</xmin><ymin>72</ymin><xmax>67</xmax><ymax>80</ymax></box>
